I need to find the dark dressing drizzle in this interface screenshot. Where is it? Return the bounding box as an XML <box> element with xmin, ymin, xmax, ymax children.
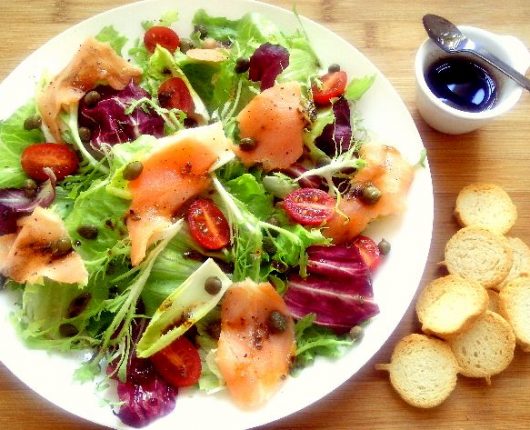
<box><xmin>426</xmin><ymin>58</ymin><xmax>497</xmax><ymax>112</ymax></box>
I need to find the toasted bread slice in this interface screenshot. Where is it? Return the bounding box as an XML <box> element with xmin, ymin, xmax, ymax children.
<box><xmin>497</xmin><ymin>237</ymin><xmax>530</xmax><ymax>291</ymax></box>
<box><xmin>448</xmin><ymin>311</ymin><xmax>515</xmax><ymax>382</ymax></box>
<box><xmin>416</xmin><ymin>275</ymin><xmax>488</xmax><ymax>338</ymax></box>
<box><xmin>498</xmin><ymin>276</ymin><xmax>530</xmax><ymax>352</ymax></box>
<box><xmin>375</xmin><ymin>334</ymin><xmax>458</xmax><ymax>408</ymax></box>
<box><xmin>444</xmin><ymin>226</ymin><xmax>512</xmax><ymax>289</ymax></box>
<box><xmin>454</xmin><ymin>183</ymin><xmax>517</xmax><ymax>234</ymax></box>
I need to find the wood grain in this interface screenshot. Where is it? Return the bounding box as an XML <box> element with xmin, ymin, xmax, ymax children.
<box><xmin>0</xmin><ymin>0</ymin><xmax>529</xmax><ymax>429</ymax></box>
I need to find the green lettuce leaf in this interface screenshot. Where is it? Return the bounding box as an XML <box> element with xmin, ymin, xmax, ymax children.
<box><xmin>225</xmin><ymin>173</ymin><xmax>274</xmax><ymax>220</ymax></box>
<box><xmin>0</xmin><ymin>101</ymin><xmax>44</xmax><ymax>188</ymax></box>
<box><xmin>344</xmin><ymin>75</ymin><xmax>376</xmax><ymax>102</ymax></box>
<box><xmin>95</xmin><ymin>26</ymin><xmax>128</xmax><ymax>55</ymax></box>
<box><xmin>293</xmin><ymin>314</ymin><xmax>353</xmax><ymax>371</ymax></box>
<box><xmin>64</xmin><ymin>179</ymin><xmax>130</xmax><ymax>277</ymax></box>
<box><xmin>13</xmin><ymin>278</ymin><xmax>108</xmax><ymax>351</ymax></box>
<box><xmin>141</xmin><ymin>229</ymin><xmax>203</xmax><ymax>315</ymax></box>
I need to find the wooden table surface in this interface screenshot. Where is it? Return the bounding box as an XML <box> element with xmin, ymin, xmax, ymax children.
<box><xmin>0</xmin><ymin>0</ymin><xmax>529</xmax><ymax>429</ymax></box>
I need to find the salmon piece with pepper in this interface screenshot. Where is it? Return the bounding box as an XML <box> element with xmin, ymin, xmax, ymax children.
<box><xmin>127</xmin><ymin>123</ymin><xmax>232</xmax><ymax>266</ymax></box>
<box><xmin>324</xmin><ymin>143</ymin><xmax>414</xmax><ymax>243</ymax></box>
<box><xmin>0</xmin><ymin>206</ymin><xmax>88</xmax><ymax>285</ymax></box>
<box><xmin>37</xmin><ymin>37</ymin><xmax>142</xmax><ymax>142</ymax></box>
<box><xmin>216</xmin><ymin>280</ymin><xmax>295</xmax><ymax>409</ymax></box>
<box><xmin>235</xmin><ymin>81</ymin><xmax>305</xmax><ymax>171</ymax></box>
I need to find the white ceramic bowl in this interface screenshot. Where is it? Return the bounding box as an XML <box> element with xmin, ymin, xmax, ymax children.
<box><xmin>415</xmin><ymin>25</ymin><xmax>530</xmax><ymax>134</ymax></box>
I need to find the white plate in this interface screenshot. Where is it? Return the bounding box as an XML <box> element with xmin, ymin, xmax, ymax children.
<box><xmin>0</xmin><ymin>0</ymin><xmax>433</xmax><ymax>428</ymax></box>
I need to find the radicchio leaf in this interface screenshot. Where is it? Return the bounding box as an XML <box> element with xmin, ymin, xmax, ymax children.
<box><xmin>79</xmin><ymin>80</ymin><xmax>164</xmax><ymax>148</ymax></box>
<box><xmin>0</xmin><ymin>205</ymin><xmax>17</xmax><ymax>235</ymax></box>
<box><xmin>0</xmin><ymin>170</ymin><xmax>56</xmax><ymax>235</ymax></box>
<box><xmin>110</xmin><ymin>319</ymin><xmax>177</xmax><ymax>428</ymax></box>
<box><xmin>315</xmin><ymin>97</ymin><xmax>352</xmax><ymax>155</ymax></box>
<box><xmin>248</xmin><ymin>43</ymin><xmax>290</xmax><ymax>91</ymax></box>
<box><xmin>284</xmin><ymin>243</ymin><xmax>379</xmax><ymax>333</ymax></box>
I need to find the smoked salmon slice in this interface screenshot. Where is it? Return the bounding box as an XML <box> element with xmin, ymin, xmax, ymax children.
<box><xmin>37</xmin><ymin>37</ymin><xmax>142</xmax><ymax>143</ymax></box>
<box><xmin>126</xmin><ymin>123</ymin><xmax>232</xmax><ymax>266</ymax></box>
<box><xmin>0</xmin><ymin>206</ymin><xmax>88</xmax><ymax>285</ymax></box>
<box><xmin>216</xmin><ymin>280</ymin><xmax>295</xmax><ymax>409</ymax></box>
<box><xmin>235</xmin><ymin>81</ymin><xmax>305</xmax><ymax>171</ymax></box>
<box><xmin>324</xmin><ymin>143</ymin><xmax>414</xmax><ymax>243</ymax></box>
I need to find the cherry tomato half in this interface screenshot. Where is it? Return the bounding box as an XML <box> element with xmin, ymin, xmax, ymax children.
<box><xmin>352</xmin><ymin>235</ymin><xmax>381</xmax><ymax>271</ymax></box>
<box><xmin>311</xmin><ymin>71</ymin><xmax>348</xmax><ymax>106</ymax></box>
<box><xmin>21</xmin><ymin>143</ymin><xmax>79</xmax><ymax>182</ymax></box>
<box><xmin>283</xmin><ymin>188</ymin><xmax>335</xmax><ymax>226</ymax></box>
<box><xmin>144</xmin><ymin>26</ymin><xmax>180</xmax><ymax>54</ymax></box>
<box><xmin>150</xmin><ymin>337</ymin><xmax>202</xmax><ymax>388</ymax></box>
<box><xmin>158</xmin><ymin>77</ymin><xmax>195</xmax><ymax>115</ymax></box>
<box><xmin>187</xmin><ymin>198</ymin><xmax>230</xmax><ymax>250</ymax></box>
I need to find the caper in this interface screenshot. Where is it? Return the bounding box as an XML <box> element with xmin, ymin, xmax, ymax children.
<box><xmin>328</xmin><ymin>63</ymin><xmax>341</xmax><ymax>73</ymax></box>
<box><xmin>67</xmin><ymin>292</ymin><xmax>92</xmax><ymax>318</ymax></box>
<box><xmin>23</xmin><ymin>178</ymin><xmax>38</xmax><ymax>198</ymax></box>
<box><xmin>78</xmin><ymin>126</ymin><xmax>91</xmax><ymax>143</ymax></box>
<box><xmin>123</xmin><ymin>161</ymin><xmax>144</xmax><ymax>180</ymax></box>
<box><xmin>23</xmin><ymin>115</ymin><xmax>42</xmax><ymax>131</ymax></box>
<box><xmin>378</xmin><ymin>238</ymin><xmax>391</xmax><ymax>255</ymax></box>
<box><xmin>59</xmin><ymin>323</ymin><xmax>79</xmax><ymax>338</ymax></box>
<box><xmin>267</xmin><ymin>310</ymin><xmax>288</xmax><ymax>333</ymax></box>
<box><xmin>360</xmin><ymin>184</ymin><xmax>382</xmax><ymax>204</ymax></box>
<box><xmin>77</xmin><ymin>225</ymin><xmax>99</xmax><ymax>240</ymax></box>
<box><xmin>239</xmin><ymin>137</ymin><xmax>257</xmax><ymax>152</ymax></box>
<box><xmin>349</xmin><ymin>325</ymin><xmax>363</xmax><ymax>340</ymax></box>
<box><xmin>179</xmin><ymin>38</ymin><xmax>194</xmax><ymax>53</ymax></box>
<box><xmin>51</xmin><ymin>238</ymin><xmax>73</xmax><ymax>258</ymax></box>
<box><xmin>235</xmin><ymin>57</ymin><xmax>250</xmax><ymax>74</ymax></box>
<box><xmin>204</xmin><ymin>276</ymin><xmax>222</xmax><ymax>295</ymax></box>
<box><xmin>83</xmin><ymin>90</ymin><xmax>101</xmax><ymax>107</ymax></box>
<box><xmin>194</xmin><ymin>24</ymin><xmax>208</xmax><ymax>39</ymax></box>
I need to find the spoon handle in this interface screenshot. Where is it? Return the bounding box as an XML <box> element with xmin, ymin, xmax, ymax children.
<box><xmin>465</xmin><ymin>47</ymin><xmax>530</xmax><ymax>91</ymax></box>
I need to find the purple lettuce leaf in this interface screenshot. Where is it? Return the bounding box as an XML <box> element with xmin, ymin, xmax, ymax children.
<box><xmin>284</xmin><ymin>243</ymin><xmax>379</xmax><ymax>333</ymax></box>
<box><xmin>315</xmin><ymin>97</ymin><xmax>353</xmax><ymax>155</ymax></box>
<box><xmin>114</xmin><ymin>357</ymin><xmax>178</xmax><ymax>428</ymax></box>
<box><xmin>109</xmin><ymin>319</ymin><xmax>177</xmax><ymax>428</ymax></box>
<box><xmin>248</xmin><ymin>43</ymin><xmax>290</xmax><ymax>91</ymax></box>
<box><xmin>0</xmin><ymin>205</ymin><xmax>17</xmax><ymax>235</ymax></box>
<box><xmin>78</xmin><ymin>81</ymin><xmax>165</xmax><ymax>148</ymax></box>
<box><xmin>0</xmin><ymin>171</ymin><xmax>56</xmax><ymax>235</ymax></box>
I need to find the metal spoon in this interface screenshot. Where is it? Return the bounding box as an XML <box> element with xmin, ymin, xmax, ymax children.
<box><xmin>422</xmin><ymin>14</ymin><xmax>530</xmax><ymax>91</ymax></box>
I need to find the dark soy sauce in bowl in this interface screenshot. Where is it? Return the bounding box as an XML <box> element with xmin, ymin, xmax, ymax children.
<box><xmin>426</xmin><ymin>58</ymin><xmax>497</xmax><ymax>112</ymax></box>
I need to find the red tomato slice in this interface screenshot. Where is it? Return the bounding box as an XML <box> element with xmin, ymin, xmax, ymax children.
<box><xmin>283</xmin><ymin>188</ymin><xmax>335</xmax><ymax>226</ymax></box>
<box><xmin>352</xmin><ymin>235</ymin><xmax>381</xmax><ymax>271</ymax></box>
<box><xmin>187</xmin><ymin>198</ymin><xmax>230</xmax><ymax>250</ymax></box>
<box><xmin>150</xmin><ymin>337</ymin><xmax>202</xmax><ymax>388</ymax></box>
<box><xmin>312</xmin><ymin>71</ymin><xmax>348</xmax><ymax>106</ymax></box>
<box><xmin>21</xmin><ymin>143</ymin><xmax>79</xmax><ymax>182</ymax></box>
<box><xmin>158</xmin><ymin>77</ymin><xmax>195</xmax><ymax>115</ymax></box>
<box><xmin>144</xmin><ymin>26</ymin><xmax>180</xmax><ymax>54</ymax></box>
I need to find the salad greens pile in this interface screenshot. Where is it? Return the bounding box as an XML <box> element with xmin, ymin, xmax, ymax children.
<box><xmin>0</xmin><ymin>6</ymin><xmax>380</xmax><ymax>427</ymax></box>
